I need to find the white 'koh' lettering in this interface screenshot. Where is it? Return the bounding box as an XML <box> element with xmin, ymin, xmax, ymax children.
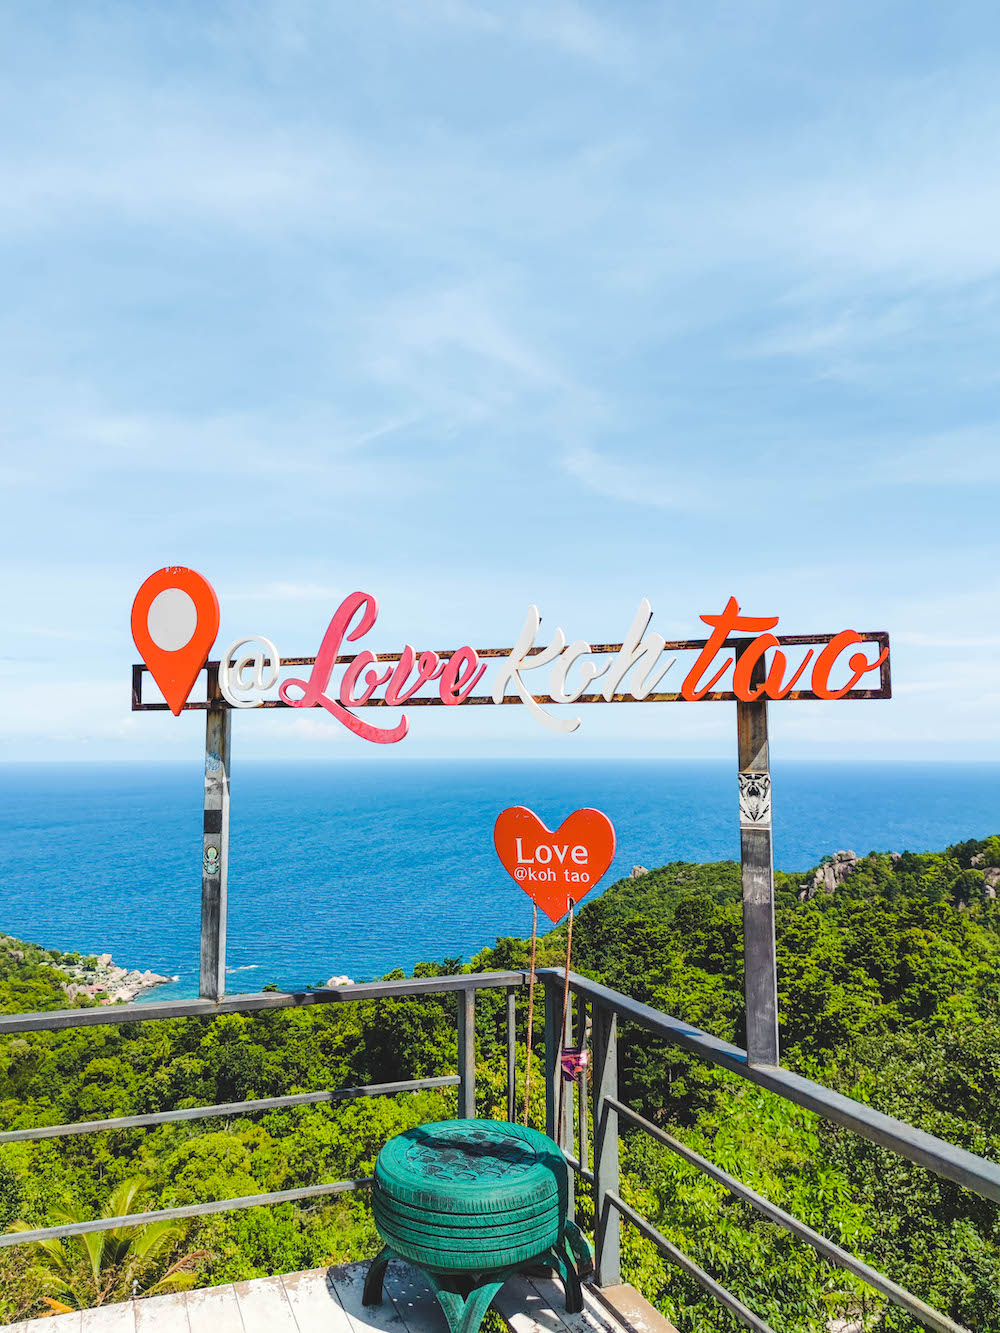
<box><xmin>492</xmin><ymin>607</ymin><xmax>575</xmax><ymax>732</ymax></box>
<box><xmin>602</xmin><ymin>599</ymin><xmax>676</xmax><ymax>701</ymax></box>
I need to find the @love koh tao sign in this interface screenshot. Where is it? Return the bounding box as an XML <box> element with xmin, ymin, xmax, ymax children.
<box><xmin>494</xmin><ymin>807</ymin><xmax>616</xmax><ymax>923</ymax></box>
<box><xmin>129</xmin><ymin>564</ymin><xmax>892</xmax><ymax>1071</ymax></box>
<box><xmin>131</xmin><ymin>568</ymin><xmax>891</xmax><ymax>737</ymax></box>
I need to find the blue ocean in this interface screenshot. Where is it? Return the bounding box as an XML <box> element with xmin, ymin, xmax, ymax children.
<box><xmin>1</xmin><ymin>761</ymin><xmax>997</xmax><ymax>1001</ymax></box>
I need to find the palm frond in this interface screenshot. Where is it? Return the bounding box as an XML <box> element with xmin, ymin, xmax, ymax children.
<box><xmin>149</xmin><ymin>1271</ymin><xmax>199</xmax><ymax>1294</ymax></box>
<box><xmin>79</xmin><ymin>1228</ymin><xmax>107</xmax><ymax>1285</ymax></box>
<box><xmin>129</xmin><ymin>1219</ymin><xmax>184</xmax><ymax>1265</ymax></box>
<box><xmin>103</xmin><ymin>1178</ymin><xmax>147</xmax><ymax>1228</ymax></box>
<box><xmin>41</xmin><ymin>1296</ymin><xmax>77</xmax><ymax>1315</ymax></box>
<box><xmin>150</xmin><ymin>1248</ymin><xmax>209</xmax><ymax>1289</ymax></box>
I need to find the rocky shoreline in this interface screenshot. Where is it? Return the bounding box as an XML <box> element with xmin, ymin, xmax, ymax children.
<box><xmin>0</xmin><ymin>934</ymin><xmax>173</xmax><ymax>1005</ymax></box>
<box><xmin>58</xmin><ymin>952</ymin><xmax>174</xmax><ymax>1004</ymax></box>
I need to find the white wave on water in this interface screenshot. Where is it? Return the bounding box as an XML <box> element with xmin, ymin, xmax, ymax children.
<box><xmin>225</xmin><ymin>964</ymin><xmax>260</xmax><ymax>973</ymax></box>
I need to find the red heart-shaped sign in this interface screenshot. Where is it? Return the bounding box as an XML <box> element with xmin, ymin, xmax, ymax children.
<box><xmin>494</xmin><ymin>806</ymin><xmax>616</xmax><ymax>923</ymax></box>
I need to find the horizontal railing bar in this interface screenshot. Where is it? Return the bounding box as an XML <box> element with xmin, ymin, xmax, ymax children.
<box><xmin>557</xmin><ymin>970</ymin><xmax>1000</xmax><ymax>1205</ymax></box>
<box><xmin>0</xmin><ymin>970</ymin><xmax>528</xmax><ymax>1037</ymax></box>
<box><xmin>609</xmin><ymin>1191</ymin><xmax>775</xmax><ymax>1333</ymax></box>
<box><xmin>1</xmin><ymin>1177</ymin><xmax>374</xmax><ymax>1248</ymax></box>
<box><xmin>561</xmin><ymin>1151</ymin><xmax>595</xmax><ymax>1184</ymax></box>
<box><xmin>611</xmin><ymin>1098</ymin><xmax>970</xmax><ymax>1333</ymax></box>
<box><xmin>0</xmin><ymin>1075</ymin><xmax>461</xmax><ymax>1145</ymax></box>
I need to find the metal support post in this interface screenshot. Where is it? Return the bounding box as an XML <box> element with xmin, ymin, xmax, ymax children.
<box><xmin>457</xmin><ymin>988</ymin><xmax>476</xmax><ymax>1118</ymax></box>
<box><xmin>199</xmin><ymin>665</ymin><xmax>231</xmax><ymax>1002</ymax></box>
<box><xmin>737</xmin><ymin>645</ymin><xmax>779</xmax><ymax>1067</ymax></box>
<box><xmin>505</xmin><ymin>986</ymin><xmax>517</xmax><ymax>1123</ymax></box>
<box><xmin>544</xmin><ymin>979</ymin><xmax>576</xmax><ymax>1220</ymax></box>
<box><xmin>563</xmin><ymin>989</ymin><xmax>576</xmax><ymax>1225</ymax></box>
<box><xmin>543</xmin><ymin>979</ymin><xmax>573</xmax><ymax>1146</ymax></box>
<box><xmin>592</xmin><ymin>1002</ymin><xmax>620</xmax><ymax>1287</ymax></box>
<box><xmin>544</xmin><ymin>979</ymin><xmax>559</xmax><ymax>1141</ymax></box>
<box><xmin>577</xmin><ymin>997</ymin><xmax>589</xmax><ymax>1172</ymax></box>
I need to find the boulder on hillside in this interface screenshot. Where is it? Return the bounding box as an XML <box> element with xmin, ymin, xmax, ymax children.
<box><xmin>798</xmin><ymin>850</ymin><xmax>859</xmax><ymax>901</ymax></box>
<box><xmin>629</xmin><ymin>865</ymin><xmax>649</xmax><ymax>879</ymax></box>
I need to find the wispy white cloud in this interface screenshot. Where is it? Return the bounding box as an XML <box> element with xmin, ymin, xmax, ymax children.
<box><xmin>895</xmin><ymin>631</ymin><xmax>1000</xmax><ymax>648</ymax></box>
<box><xmin>741</xmin><ymin>302</ymin><xmax>922</xmax><ymax>362</ymax></box>
<box><xmin>836</xmin><ymin>428</ymin><xmax>1000</xmax><ymax>490</ymax></box>
<box><xmin>218</xmin><ymin>0</ymin><xmax>639</xmax><ymax>73</ymax></box>
<box><xmin>226</xmin><ymin>581</ymin><xmax>347</xmax><ymax>603</ymax></box>
<box><xmin>560</xmin><ymin>445</ymin><xmax>718</xmax><ymax>513</ymax></box>
<box><xmin>560</xmin><ymin>424</ymin><xmax>1000</xmax><ymax>514</ymax></box>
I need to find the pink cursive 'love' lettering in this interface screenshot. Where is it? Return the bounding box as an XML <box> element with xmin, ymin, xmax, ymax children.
<box><xmin>278</xmin><ymin>592</ymin><xmax>486</xmax><ymax>743</ymax></box>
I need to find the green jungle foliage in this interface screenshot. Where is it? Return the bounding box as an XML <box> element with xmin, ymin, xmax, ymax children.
<box><xmin>1</xmin><ymin>835</ymin><xmax>999</xmax><ymax>1330</ymax></box>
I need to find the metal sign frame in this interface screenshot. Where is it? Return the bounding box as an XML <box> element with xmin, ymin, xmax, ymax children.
<box><xmin>129</xmin><ymin>615</ymin><xmax>890</xmax><ymax>1070</ymax></box>
<box><xmin>131</xmin><ymin>630</ymin><xmax>891</xmax><ymax>710</ymax></box>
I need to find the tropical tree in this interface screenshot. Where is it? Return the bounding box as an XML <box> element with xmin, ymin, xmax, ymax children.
<box><xmin>12</xmin><ymin>1177</ymin><xmax>205</xmax><ymax>1314</ymax></box>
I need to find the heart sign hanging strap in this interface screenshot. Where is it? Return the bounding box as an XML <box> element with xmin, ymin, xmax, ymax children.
<box><xmin>494</xmin><ymin>806</ymin><xmax>616</xmax><ymax>1132</ymax></box>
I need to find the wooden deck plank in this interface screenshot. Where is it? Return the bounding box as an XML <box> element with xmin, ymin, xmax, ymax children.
<box><xmin>527</xmin><ymin>1278</ymin><xmax>625</xmax><ymax>1333</ymax></box>
<box><xmin>492</xmin><ymin>1275</ymin><xmax>571</xmax><ymax>1333</ymax></box>
<box><xmin>506</xmin><ymin>1279</ymin><xmax>679</xmax><ymax>1333</ymax></box>
<box><xmin>279</xmin><ymin>1268</ymin><xmax>349</xmax><ymax>1333</ymax></box>
<box><xmin>585</xmin><ymin>1285</ymin><xmax>680</xmax><ymax>1333</ymax></box>
<box><xmin>382</xmin><ymin>1260</ymin><xmax>448</xmax><ymax>1333</ymax></box>
<box><xmin>17</xmin><ymin>1311</ymin><xmax>83</xmax><ymax>1332</ymax></box>
<box><xmin>495</xmin><ymin>1276</ymin><xmax>643</xmax><ymax>1333</ymax></box>
<box><xmin>134</xmin><ymin>1292</ymin><xmax>191</xmax><ymax>1333</ymax></box>
<box><xmin>13</xmin><ymin>1263</ymin><xmax>676</xmax><ymax>1333</ymax></box>
<box><xmin>232</xmin><ymin>1276</ymin><xmax>299</xmax><ymax>1333</ymax></box>
<box><xmin>184</xmin><ymin>1283</ymin><xmax>246</xmax><ymax>1333</ymax></box>
<box><xmin>328</xmin><ymin>1262</ymin><xmax>408</xmax><ymax>1333</ymax></box>
<box><xmin>80</xmin><ymin>1302</ymin><xmax>138</xmax><ymax>1332</ymax></box>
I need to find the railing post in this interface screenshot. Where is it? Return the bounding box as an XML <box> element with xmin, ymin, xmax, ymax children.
<box><xmin>577</xmin><ymin>997</ymin><xmax>589</xmax><ymax>1174</ymax></box>
<box><xmin>544</xmin><ymin>979</ymin><xmax>573</xmax><ymax>1146</ymax></box>
<box><xmin>457</xmin><ymin>987</ymin><xmax>476</xmax><ymax>1118</ymax></box>
<box><xmin>737</xmin><ymin>644</ymin><xmax>779</xmax><ymax>1068</ymax></box>
<box><xmin>199</xmin><ymin>666</ymin><xmax>230</xmax><ymax>1002</ymax></box>
<box><xmin>544</xmin><ymin>979</ymin><xmax>559</xmax><ymax>1141</ymax></box>
<box><xmin>592</xmin><ymin>1001</ymin><xmax>620</xmax><ymax>1287</ymax></box>
<box><xmin>544</xmin><ymin>978</ymin><xmax>576</xmax><ymax>1222</ymax></box>
<box><xmin>505</xmin><ymin>986</ymin><xmax>516</xmax><ymax>1123</ymax></box>
<box><xmin>563</xmin><ymin>989</ymin><xmax>576</xmax><ymax>1225</ymax></box>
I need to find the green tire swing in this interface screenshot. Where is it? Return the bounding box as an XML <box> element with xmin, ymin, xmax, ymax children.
<box><xmin>363</xmin><ymin>1119</ymin><xmax>584</xmax><ymax>1333</ymax></box>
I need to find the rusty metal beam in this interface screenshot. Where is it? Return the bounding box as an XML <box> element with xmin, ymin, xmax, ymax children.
<box><xmin>131</xmin><ymin>630</ymin><xmax>892</xmax><ymax>709</ymax></box>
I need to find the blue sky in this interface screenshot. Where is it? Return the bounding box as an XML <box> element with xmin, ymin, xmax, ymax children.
<box><xmin>2</xmin><ymin>1</ymin><xmax>998</xmax><ymax>762</ymax></box>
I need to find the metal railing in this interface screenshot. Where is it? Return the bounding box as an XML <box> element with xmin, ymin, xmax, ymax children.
<box><xmin>0</xmin><ymin>971</ymin><xmax>522</xmax><ymax>1247</ymax></box>
<box><xmin>542</xmin><ymin>968</ymin><xmax>1000</xmax><ymax>1333</ymax></box>
<box><xmin>1</xmin><ymin>967</ymin><xmax>998</xmax><ymax>1332</ymax></box>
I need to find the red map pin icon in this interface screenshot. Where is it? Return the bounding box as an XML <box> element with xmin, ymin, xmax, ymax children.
<box><xmin>131</xmin><ymin>568</ymin><xmax>220</xmax><ymax>716</ymax></box>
